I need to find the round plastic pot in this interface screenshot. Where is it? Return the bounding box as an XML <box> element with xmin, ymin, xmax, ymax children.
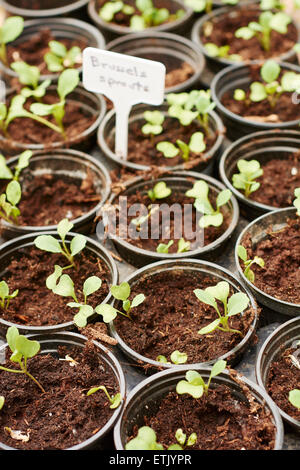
<box><xmin>255</xmin><ymin>317</ymin><xmax>300</xmax><ymax>432</ymax></box>
<box><xmin>0</xmin><ymin>148</ymin><xmax>111</xmax><ymax>239</ymax></box>
<box><xmin>0</xmin><ymin>231</ymin><xmax>118</xmax><ymax>337</ymax></box>
<box><xmin>106</xmin><ymin>31</ymin><xmax>205</xmax><ymax>94</ymax></box>
<box><xmin>211</xmin><ymin>61</ymin><xmax>300</xmax><ymax>140</ymax></box>
<box><xmin>113</xmin><ymin>364</ymin><xmax>284</xmax><ymax>450</ymax></box>
<box><xmin>0</xmin><ymin>0</ymin><xmax>90</xmax><ymax>18</ymax></box>
<box><xmin>235</xmin><ymin>207</ymin><xmax>300</xmax><ymax>316</ymax></box>
<box><xmin>0</xmin><ymin>83</ymin><xmax>106</xmax><ymax>157</ymax></box>
<box><xmin>98</xmin><ymin>102</ymin><xmax>225</xmax><ymax>173</ymax></box>
<box><xmin>0</xmin><ymin>331</ymin><xmax>126</xmax><ymax>450</ymax></box>
<box><xmin>88</xmin><ymin>0</ymin><xmax>194</xmax><ymax>41</ymax></box>
<box><xmin>109</xmin><ymin>258</ymin><xmax>258</xmax><ymax>371</ymax></box>
<box><xmin>107</xmin><ymin>171</ymin><xmax>239</xmax><ymax>267</ymax></box>
<box><xmin>0</xmin><ymin>18</ymin><xmax>105</xmax><ymax>84</ymax></box>
<box><xmin>219</xmin><ymin>129</ymin><xmax>300</xmax><ymax>220</ymax></box>
<box><xmin>192</xmin><ymin>2</ymin><xmax>299</xmax><ymax>75</ymax></box>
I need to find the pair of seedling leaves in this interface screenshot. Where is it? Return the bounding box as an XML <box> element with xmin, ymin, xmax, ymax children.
<box><xmin>184</xmin><ymin>0</ymin><xmax>238</xmax><ymax>14</ymax></box>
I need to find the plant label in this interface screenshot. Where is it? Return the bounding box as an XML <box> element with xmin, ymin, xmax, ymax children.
<box><xmin>82</xmin><ymin>47</ymin><xmax>166</xmax><ymax>159</ymax></box>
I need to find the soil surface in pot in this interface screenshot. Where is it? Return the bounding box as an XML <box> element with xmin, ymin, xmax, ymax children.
<box><xmin>200</xmin><ymin>6</ymin><xmax>297</xmax><ymax>61</ymax></box>
<box><xmin>0</xmin><ymin>247</ymin><xmax>110</xmax><ymax>326</ymax></box>
<box><xmin>235</xmin><ymin>152</ymin><xmax>300</xmax><ymax>208</ymax></box>
<box><xmin>114</xmin><ymin>185</ymin><xmax>231</xmax><ymax>253</ymax></box>
<box><xmin>129</xmin><ymin>377</ymin><xmax>276</xmax><ymax>449</ymax></box>
<box><xmin>6</xmin><ymin>29</ymin><xmax>86</xmax><ymax>77</ymax></box>
<box><xmin>108</xmin><ymin>117</ymin><xmax>217</xmax><ymax>168</ymax></box>
<box><xmin>0</xmin><ymin>342</ymin><xmax>119</xmax><ymax>449</ymax></box>
<box><xmin>240</xmin><ymin>217</ymin><xmax>300</xmax><ymax>303</ymax></box>
<box><xmin>266</xmin><ymin>343</ymin><xmax>300</xmax><ymax>421</ymax></box>
<box><xmin>0</xmin><ymin>171</ymin><xmax>101</xmax><ymax>227</ymax></box>
<box><xmin>221</xmin><ymin>66</ymin><xmax>300</xmax><ymax>124</ymax></box>
<box><xmin>114</xmin><ymin>270</ymin><xmax>255</xmax><ymax>364</ymax></box>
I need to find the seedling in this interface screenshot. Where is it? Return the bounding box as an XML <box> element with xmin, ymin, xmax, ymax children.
<box><xmin>235</xmin><ymin>11</ymin><xmax>292</xmax><ymax>52</ymax></box>
<box><xmin>0</xmin><ymin>396</ymin><xmax>4</xmax><ymax>410</ymax></box>
<box><xmin>293</xmin><ymin>187</ymin><xmax>300</xmax><ymax>216</ymax></box>
<box><xmin>44</xmin><ymin>40</ymin><xmax>82</xmax><ymax>73</ymax></box>
<box><xmin>141</xmin><ymin>110</ymin><xmax>164</xmax><ymax>138</ymax></box>
<box><xmin>11</xmin><ymin>61</ymin><xmax>51</xmax><ymax>99</ymax></box>
<box><xmin>34</xmin><ymin>218</ymin><xmax>87</xmax><ymax>270</ymax></box>
<box><xmin>156</xmin><ymin>240</ymin><xmax>174</xmax><ymax>253</ymax></box>
<box><xmin>95</xmin><ymin>282</ymin><xmax>145</xmax><ymax>322</ymax></box>
<box><xmin>194</xmin><ymin>281</ymin><xmax>250</xmax><ymax>336</ymax></box>
<box><xmin>125</xmin><ymin>426</ymin><xmax>164</xmax><ymax>450</ymax></box>
<box><xmin>289</xmin><ymin>389</ymin><xmax>300</xmax><ymax>410</ymax></box>
<box><xmin>131</xmin><ymin>204</ymin><xmax>158</xmax><ymax>229</ymax></box>
<box><xmin>87</xmin><ymin>385</ymin><xmax>121</xmax><ymax>409</ymax></box>
<box><xmin>147</xmin><ymin>181</ymin><xmax>172</xmax><ymax>202</ymax></box>
<box><xmin>129</xmin><ymin>0</ymin><xmax>184</xmax><ymax>31</ymax></box>
<box><xmin>204</xmin><ymin>43</ymin><xmax>242</xmax><ymax>62</ymax></box>
<box><xmin>177</xmin><ymin>238</ymin><xmax>191</xmax><ymax>253</ymax></box>
<box><xmin>184</xmin><ymin>0</ymin><xmax>238</xmax><ymax>14</ymax></box>
<box><xmin>0</xmin><ymin>280</ymin><xmax>18</xmax><ymax>309</ymax></box>
<box><xmin>176</xmin><ymin>360</ymin><xmax>227</xmax><ymax>398</ymax></box>
<box><xmin>0</xmin><ymin>326</ymin><xmax>45</xmax><ymax>393</ymax></box>
<box><xmin>156</xmin><ymin>350</ymin><xmax>188</xmax><ymax>365</ymax></box>
<box><xmin>0</xmin><ymin>180</ymin><xmax>21</xmax><ymax>224</ymax></box>
<box><xmin>186</xmin><ymin>180</ymin><xmax>232</xmax><ymax>228</ymax></box>
<box><xmin>156</xmin><ymin>132</ymin><xmax>206</xmax><ymax>162</ymax></box>
<box><xmin>232</xmin><ymin>159</ymin><xmax>263</xmax><ymax>198</ymax></box>
<box><xmin>0</xmin><ymin>16</ymin><xmax>24</xmax><ymax>65</ymax></box>
<box><xmin>99</xmin><ymin>1</ymin><xmax>131</xmax><ymax>22</ymax></box>
<box><xmin>237</xmin><ymin>245</ymin><xmax>265</xmax><ymax>282</ymax></box>
<box><xmin>168</xmin><ymin>429</ymin><xmax>197</xmax><ymax>450</ymax></box>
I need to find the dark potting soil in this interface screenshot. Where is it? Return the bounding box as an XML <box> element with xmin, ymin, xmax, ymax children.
<box><xmin>0</xmin><ymin>247</ymin><xmax>110</xmax><ymax>326</ymax></box>
<box><xmin>114</xmin><ymin>270</ymin><xmax>255</xmax><ymax>364</ymax></box>
<box><xmin>241</xmin><ymin>217</ymin><xmax>300</xmax><ymax>304</ymax></box>
<box><xmin>6</xmin><ymin>28</ymin><xmax>86</xmax><ymax>76</ymax></box>
<box><xmin>0</xmin><ymin>343</ymin><xmax>119</xmax><ymax>449</ymax></box>
<box><xmin>201</xmin><ymin>6</ymin><xmax>297</xmax><ymax>61</ymax></box>
<box><xmin>115</xmin><ymin>186</ymin><xmax>232</xmax><ymax>253</ymax></box>
<box><xmin>267</xmin><ymin>344</ymin><xmax>300</xmax><ymax>421</ymax></box>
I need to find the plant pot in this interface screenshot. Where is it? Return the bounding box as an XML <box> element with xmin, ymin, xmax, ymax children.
<box><xmin>106</xmin><ymin>171</ymin><xmax>239</xmax><ymax>266</ymax></box>
<box><xmin>0</xmin><ymin>83</ymin><xmax>106</xmax><ymax>156</ymax></box>
<box><xmin>113</xmin><ymin>365</ymin><xmax>283</xmax><ymax>450</ymax></box>
<box><xmin>106</xmin><ymin>31</ymin><xmax>205</xmax><ymax>94</ymax></box>
<box><xmin>109</xmin><ymin>258</ymin><xmax>258</xmax><ymax>370</ymax></box>
<box><xmin>256</xmin><ymin>317</ymin><xmax>300</xmax><ymax>432</ymax></box>
<box><xmin>0</xmin><ymin>148</ymin><xmax>112</xmax><ymax>239</ymax></box>
<box><xmin>219</xmin><ymin>129</ymin><xmax>300</xmax><ymax>220</ymax></box>
<box><xmin>0</xmin><ymin>231</ymin><xmax>118</xmax><ymax>337</ymax></box>
<box><xmin>1</xmin><ymin>0</ymin><xmax>90</xmax><ymax>18</ymax></box>
<box><xmin>211</xmin><ymin>61</ymin><xmax>300</xmax><ymax>140</ymax></box>
<box><xmin>98</xmin><ymin>102</ymin><xmax>225</xmax><ymax>173</ymax></box>
<box><xmin>88</xmin><ymin>0</ymin><xmax>194</xmax><ymax>41</ymax></box>
<box><xmin>235</xmin><ymin>207</ymin><xmax>300</xmax><ymax>316</ymax></box>
<box><xmin>192</xmin><ymin>3</ymin><xmax>299</xmax><ymax>75</ymax></box>
<box><xmin>0</xmin><ymin>331</ymin><xmax>126</xmax><ymax>450</ymax></box>
<box><xmin>0</xmin><ymin>18</ymin><xmax>105</xmax><ymax>84</ymax></box>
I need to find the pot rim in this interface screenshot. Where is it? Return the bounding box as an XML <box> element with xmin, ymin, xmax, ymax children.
<box><xmin>0</xmin><ymin>330</ymin><xmax>126</xmax><ymax>450</ymax></box>
<box><xmin>0</xmin><ymin>0</ymin><xmax>90</xmax><ymax>17</ymax></box>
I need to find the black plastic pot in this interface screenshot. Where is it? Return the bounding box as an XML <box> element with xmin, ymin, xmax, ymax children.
<box><xmin>0</xmin><ymin>18</ymin><xmax>105</xmax><ymax>84</ymax></box>
<box><xmin>235</xmin><ymin>207</ymin><xmax>300</xmax><ymax>316</ymax></box>
<box><xmin>106</xmin><ymin>31</ymin><xmax>205</xmax><ymax>94</ymax></box>
<box><xmin>0</xmin><ymin>83</ymin><xmax>106</xmax><ymax>156</ymax></box>
<box><xmin>211</xmin><ymin>61</ymin><xmax>300</xmax><ymax>140</ymax></box>
<box><xmin>114</xmin><ymin>364</ymin><xmax>284</xmax><ymax>449</ymax></box>
<box><xmin>109</xmin><ymin>258</ymin><xmax>258</xmax><ymax>370</ymax></box>
<box><xmin>1</xmin><ymin>0</ymin><xmax>90</xmax><ymax>18</ymax></box>
<box><xmin>0</xmin><ymin>231</ymin><xmax>118</xmax><ymax>337</ymax></box>
<box><xmin>256</xmin><ymin>317</ymin><xmax>300</xmax><ymax>432</ymax></box>
<box><xmin>107</xmin><ymin>171</ymin><xmax>239</xmax><ymax>267</ymax></box>
<box><xmin>0</xmin><ymin>149</ymin><xmax>111</xmax><ymax>239</ymax></box>
<box><xmin>192</xmin><ymin>3</ymin><xmax>299</xmax><ymax>75</ymax></box>
<box><xmin>219</xmin><ymin>129</ymin><xmax>300</xmax><ymax>220</ymax></box>
<box><xmin>98</xmin><ymin>102</ymin><xmax>225</xmax><ymax>174</ymax></box>
<box><xmin>88</xmin><ymin>0</ymin><xmax>194</xmax><ymax>41</ymax></box>
<box><xmin>0</xmin><ymin>331</ymin><xmax>126</xmax><ymax>450</ymax></box>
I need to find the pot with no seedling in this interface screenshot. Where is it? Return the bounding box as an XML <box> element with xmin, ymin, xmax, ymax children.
<box><xmin>211</xmin><ymin>60</ymin><xmax>300</xmax><ymax>140</ymax></box>
<box><xmin>0</xmin><ymin>148</ymin><xmax>111</xmax><ymax>240</ymax></box>
<box><xmin>0</xmin><ymin>331</ymin><xmax>126</xmax><ymax>450</ymax></box>
<box><xmin>219</xmin><ymin>129</ymin><xmax>300</xmax><ymax>220</ymax></box>
<box><xmin>106</xmin><ymin>32</ymin><xmax>205</xmax><ymax>94</ymax></box>
<box><xmin>0</xmin><ymin>18</ymin><xmax>105</xmax><ymax>85</ymax></box>
<box><xmin>235</xmin><ymin>207</ymin><xmax>300</xmax><ymax>316</ymax></box>
<box><xmin>256</xmin><ymin>317</ymin><xmax>300</xmax><ymax>432</ymax></box>
<box><xmin>114</xmin><ymin>364</ymin><xmax>283</xmax><ymax>450</ymax></box>
<box><xmin>0</xmin><ymin>0</ymin><xmax>90</xmax><ymax>18</ymax></box>
<box><xmin>104</xmin><ymin>171</ymin><xmax>239</xmax><ymax>266</ymax></box>
<box><xmin>98</xmin><ymin>98</ymin><xmax>225</xmax><ymax>174</ymax></box>
<box><xmin>0</xmin><ymin>230</ymin><xmax>118</xmax><ymax>337</ymax></box>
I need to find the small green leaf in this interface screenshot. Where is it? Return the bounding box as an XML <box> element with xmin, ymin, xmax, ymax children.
<box><xmin>95</xmin><ymin>304</ymin><xmax>118</xmax><ymax>323</ymax></box>
<box><xmin>0</xmin><ymin>16</ymin><xmax>24</xmax><ymax>44</ymax></box>
<box><xmin>0</xmin><ymin>396</ymin><xmax>4</xmax><ymax>410</ymax></box>
<box><xmin>83</xmin><ymin>276</ymin><xmax>102</xmax><ymax>298</ymax></box>
<box><xmin>57</xmin><ymin>68</ymin><xmax>80</xmax><ymax>100</ymax></box>
<box><xmin>227</xmin><ymin>292</ymin><xmax>250</xmax><ymax>317</ymax></box>
<box><xmin>198</xmin><ymin>318</ymin><xmax>221</xmax><ymax>335</ymax></box>
<box><xmin>210</xmin><ymin>359</ymin><xmax>227</xmax><ymax>378</ymax></box>
<box><xmin>237</xmin><ymin>245</ymin><xmax>248</xmax><ymax>262</ymax></box>
<box><xmin>34</xmin><ymin>235</ymin><xmax>62</xmax><ymax>254</ymax></box>
<box><xmin>170</xmin><ymin>350</ymin><xmax>188</xmax><ymax>364</ymax></box>
<box><xmin>125</xmin><ymin>426</ymin><xmax>164</xmax><ymax>451</ymax></box>
<box><xmin>70</xmin><ymin>234</ymin><xmax>86</xmax><ymax>257</ymax></box>
<box><xmin>156</xmin><ymin>141</ymin><xmax>179</xmax><ymax>158</ymax></box>
<box><xmin>6</xmin><ymin>180</ymin><xmax>21</xmax><ymax>206</ymax></box>
<box><xmin>111</xmin><ymin>282</ymin><xmax>130</xmax><ymax>301</ymax></box>
<box><xmin>216</xmin><ymin>189</ymin><xmax>231</xmax><ymax>208</ymax></box>
<box><xmin>15</xmin><ymin>335</ymin><xmax>40</xmax><ymax>359</ymax></box>
<box><xmin>131</xmin><ymin>293</ymin><xmax>145</xmax><ymax>308</ymax></box>
<box><xmin>52</xmin><ymin>274</ymin><xmax>76</xmax><ymax>299</ymax></box>
<box><xmin>57</xmin><ymin>218</ymin><xmax>73</xmax><ymax>241</ymax></box>
<box><xmin>289</xmin><ymin>389</ymin><xmax>300</xmax><ymax>409</ymax></box>
<box><xmin>46</xmin><ymin>265</ymin><xmax>63</xmax><ymax>290</ymax></box>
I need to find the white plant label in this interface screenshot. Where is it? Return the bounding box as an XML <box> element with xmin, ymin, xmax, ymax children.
<box><xmin>82</xmin><ymin>47</ymin><xmax>166</xmax><ymax>159</ymax></box>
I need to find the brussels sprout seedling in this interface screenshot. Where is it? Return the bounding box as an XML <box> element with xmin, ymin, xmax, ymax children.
<box><xmin>289</xmin><ymin>389</ymin><xmax>300</xmax><ymax>410</ymax></box>
<box><xmin>237</xmin><ymin>245</ymin><xmax>265</xmax><ymax>282</ymax></box>
<box><xmin>87</xmin><ymin>385</ymin><xmax>121</xmax><ymax>409</ymax></box>
<box><xmin>125</xmin><ymin>426</ymin><xmax>164</xmax><ymax>450</ymax></box>
<box><xmin>204</xmin><ymin>43</ymin><xmax>242</xmax><ymax>62</ymax></box>
<box><xmin>293</xmin><ymin>187</ymin><xmax>300</xmax><ymax>216</ymax></box>
<box><xmin>156</xmin><ymin>132</ymin><xmax>206</xmax><ymax>162</ymax></box>
<box><xmin>168</xmin><ymin>429</ymin><xmax>197</xmax><ymax>450</ymax></box>
<box><xmin>95</xmin><ymin>282</ymin><xmax>145</xmax><ymax>322</ymax></box>
<box><xmin>11</xmin><ymin>61</ymin><xmax>51</xmax><ymax>100</ymax></box>
<box><xmin>156</xmin><ymin>350</ymin><xmax>188</xmax><ymax>365</ymax></box>
<box><xmin>142</xmin><ymin>110</ymin><xmax>164</xmax><ymax>138</ymax></box>
<box><xmin>176</xmin><ymin>360</ymin><xmax>227</xmax><ymax>398</ymax></box>
<box><xmin>232</xmin><ymin>159</ymin><xmax>263</xmax><ymax>198</ymax></box>
<box><xmin>0</xmin><ymin>280</ymin><xmax>18</xmax><ymax>310</ymax></box>
<box><xmin>0</xmin><ymin>16</ymin><xmax>24</xmax><ymax>65</ymax></box>
<box><xmin>147</xmin><ymin>181</ymin><xmax>172</xmax><ymax>201</ymax></box>
<box><xmin>44</xmin><ymin>40</ymin><xmax>82</xmax><ymax>73</ymax></box>
<box><xmin>156</xmin><ymin>240</ymin><xmax>174</xmax><ymax>253</ymax></box>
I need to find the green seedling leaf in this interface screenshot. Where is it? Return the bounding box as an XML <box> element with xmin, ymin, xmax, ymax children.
<box><xmin>34</xmin><ymin>235</ymin><xmax>62</xmax><ymax>253</ymax></box>
<box><xmin>206</xmin><ymin>281</ymin><xmax>229</xmax><ymax>305</ymax></box>
<box><xmin>176</xmin><ymin>370</ymin><xmax>205</xmax><ymax>398</ymax></box>
<box><xmin>99</xmin><ymin>1</ymin><xmax>124</xmax><ymax>21</ymax></box>
<box><xmin>216</xmin><ymin>189</ymin><xmax>232</xmax><ymax>208</ymax></box>
<box><xmin>294</xmin><ymin>187</ymin><xmax>300</xmax><ymax>215</ymax></box>
<box><xmin>57</xmin><ymin>218</ymin><xmax>73</xmax><ymax>241</ymax></box>
<box><xmin>0</xmin><ymin>396</ymin><xmax>4</xmax><ymax>410</ymax></box>
<box><xmin>0</xmin><ymin>16</ymin><xmax>24</xmax><ymax>45</ymax></box>
<box><xmin>156</xmin><ymin>355</ymin><xmax>168</xmax><ymax>363</ymax></box>
<box><xmin>210</xmin><ymin>359</ymin><xmax>227</xmax><ymax>378</ymax></box>
<box><xmin>156</xmin><ymin>141</ymin><xmax>179</xmax><ymax>158</ymax></box>
<box><xmin>261</xmin><ymin>60</ymin><xmax>281</xmax><ymax>83</ymax></box>
<box><xmin>156</xmin><ymin>240</ymin><xmax>174</xmax><ymax>253</ymax></box>
<box><xmin>131</xmin><ymin>293</ymin><xmax>146</xmax><ymax>308</ymax></box>
<box><xmin>86</xmin><ymin>385</ymin><xmax>121</xmax><ymax>409</ymax></box>
<box><xmin>289</xmin><ymin>389</ymin><xmax>300</xmax><ymax>409</ymax></box>
<box><xmin>250</xmin><ymin>81</ymin><xmax>267</xmax><ymax>102</ymax></box>
<box><xmin>6</xmin><ymin>180</ymin><xmax>21</xmax><ymax>206</ymax></box>
<box><xmin>125</xmin><ymin>426</ymin><xmax>164</xmax><ymax>450</ymax></box>
<box><xmin>14</xmin><ymin>150</ymin><xmax>33</xmax><ymax>181</ymax></box>
<box><xmin>142</xmin><ymin>110</ymin><xmax>164</xmax><ymax>135</ymax></box>
<box><xmin>95</xmin><ymin>304</ymin><xmax>118</xmax><ymax>323</ymax></box>
<box><xmin>11</xmin><ymin>61</ymin><xmax>40</xmax><ymax>88</ymax></box>
<box><xmin>227</xmin><ymin>292</ymin><xmax>250</xmax><ymax>317</ymax></box>
<box><xmin>52</xmin><ymin>274</ymin><xmax>76</xmax><ymax>300</ymax></box>
<box><xmin>189</xmin><ymin>132</ymin><xmax>206</xmax><ymax>153</ymax></box>
<box><xmin>232</xmin><ymin>159</ymin><xmax>263</xmax><ymax>197</ymax></box>
<box><xmin>73</xmin><ymin>305</ymin><xmax>94</xmax><ymax>328</ymax></box>
<box><xmin>0</xmin><ymin>154</ymin><xmax>13</xmax><ymax>179</ymax></box>
<box><xmin>234</xmin><ymin>89</ymin><xmax>246</xmax><ymax>101</ymax></box>
<box><xmin>57</xmin><ymin>68</ymin><xmax>80</xmax><ymax>100</ymax></box>
<box><xmin>15</xmin><ymin>335</ymin><xmax>40</xmax><ymax>359</ymax></box>
<box><xmin>148</xmin><ymin>181</ymin><xmax>172</xmax><ymax>201</ymax></box>
<box><xmin>111</xmin><ymin>282</ymin><xmax>130</xmax><ymax>301</ymax></box>
<box><xmin>177</xmin><ymin>238</ymin><xmax>190</xmax><ymax>253</ymax></box>
<box><xmin>170</xmin><ymin>350</ymin><xmax>188</xmax><ymax>364</ymax></box>
<box><xmin>70</xmin><ymin>234</ymin><xmax>86</xmax><ymax>257</ymax></box>
<box><xmin>235</xmin><ymin>26</ymin><xmax>256</xmax><ymax>40</ymax></box>
<box><xmin>46</xmin><ymin>265</ymin><xmax>63</xmax><ymax>290</ymax></box>
<box><xmin>166</xmin><ymin>92</ymin><xmax>189</xmax><ymax>107</ymax></box>
<box><xmin>130</xmin><ymin>15</ymin><xmax>146</xmax><ymax>31</ymax></box>
<box><xmin>198</xmin><ymin>318</ymin><xmax>221</xmax><ymax>335</ymax></box>
<box><xmin>83</xmin><ymin>276</ymin><xmax>102</xmax><ymax>298</ymax></box>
